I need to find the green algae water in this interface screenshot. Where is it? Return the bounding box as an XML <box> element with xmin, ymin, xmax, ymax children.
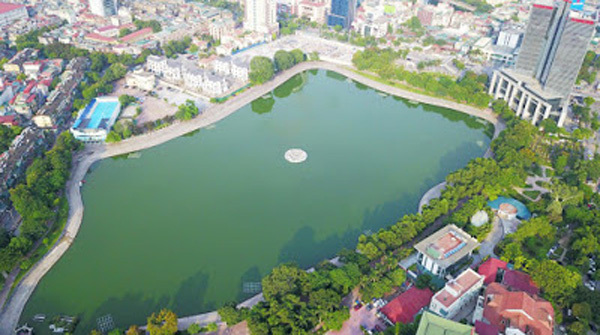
<box><xmin>21</xmin><ymin>70</ymin><xmax>492</xmax><ymax>333</ymax></box>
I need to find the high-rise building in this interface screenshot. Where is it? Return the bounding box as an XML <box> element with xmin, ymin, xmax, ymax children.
<box><xmin>488</xmin><ymin>0</ymin><xmax>595</xmax><ymax>126</ymax></box>
<box><xmin>89</xmin><ymin>0</ymin><xmax>118</xmax><ymax>17</ymax></box>
<box><xmin>327</xmin><ymin>0</ymin><xmax>357</xmax><ymax>29</ymax></box>
<box><xmin>244</xmin><ymin>0</ymin><xmax>279</xmax><ymax>34</ymax></box>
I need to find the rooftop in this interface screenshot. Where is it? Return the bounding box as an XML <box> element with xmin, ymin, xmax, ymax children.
<box><xmin>416</xmin><ymin>311</ymin><xmax>474</xmax><ymax>335</ymax></box>
<box><xmin>432</xmin><ymin>268</ymin><xmax>483</xmax><ymax>308</ymax></box>
<box><xmin>380</xmin><ymin>287</ymin><xmax>433</xmax><ymax>324</ymax></box>
<box><xmin>0</xmin><ymin>2</ymin><xmax>25</xmax><ymax>15</ymax></box>
<box><xmin>477</xmin><ymin>257</ymin><xmax>508</xmax><ymax>285</ymax></box>
<box><xmin>482</xmin><ymin>283</ymin><xmax>554</xmax><ymax>335</ymax></box>
<box><xmin>502</xmin><ymin>269</ymin><xmax>539</xmax><ymax>296</ymax></box>
<box><xmin>414</xmin><ymin>224</ymin><xmax>479</xmax><ymax>268</ymax></box>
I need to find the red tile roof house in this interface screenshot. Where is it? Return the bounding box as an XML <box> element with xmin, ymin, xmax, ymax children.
<box><xmin>502</xmin><ymin>269</ymin><xmax>540</xmax><ymax>296</ymax></box>
<box><xmin>477</xmin><ymin>257</ymin><xmax>508</xmax><ymax>285</ymax></box>
<box><xmin>379</xmin><ymin>287</ymin><xmax>434</xmax><ymax>326</ymax></box>
<box><xmin>121</xmin><ymin>27</ymin><xmax>153</xmax><ymax>43</ymax></box>
<box><xmin>475</xmin><ymin>283</ymin><xmax>554</xmax><ymax>335</ymax></box>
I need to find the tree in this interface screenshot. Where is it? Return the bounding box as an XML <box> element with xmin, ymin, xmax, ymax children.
<box><xmin>205</xmin><ymin>323</ymin><xmax>218</xmax><ymax>332</ymax></box>
<box><xmin>531</xmin><ymin>260</ymin><xmax>580</xmax><ymax>306</ymax></box>
<box><xmin>274</xmin><ymin>50</ymin><xmax>295</xmax><ymax>72</ymax></box>
<box><xmin>187</xmin><ymin>323</ymin><xmax>201</xmax><ymax>334</ymax></box>
<box><xmin>147</xmin><ymin>309</ymin><xmax>178</xmax><ymax>335</ymax></box>
<box><xmin>217</xmin><ymin>302</ymin><xmax>248</xmax><ymax>325</ymax></box>
<box><xmin>119</xmin><ymin>94</ymin><xmax>137</xmax><ymax>109</ymax></box>
<box><xmin>416</xmin><ymin>274</ymin><xmax>432</xmax><ymax>289</ymax></box>
<box><xmin>322</xmin><ymin>309</ymin><xmax>349</xmax><ymax>331</ymax></box>
<box><xmin>90</xmin><ymin>330</ymin><xmax>102</xmax><ymax>335</ymax></box>
<box><xmin>290</xmin><ymin>49</ymin><xmax>305</xmax><ymax>64</ymax></box>
<box><xmin>249</xmin><ymin>56</ymin><xmax>274</xmax><ymax>85</ymax></box>
<box><xmin>388</xmin><ymin>268</ymin><xmax>406</xmax><ymax>286</ymax></box>
<box><xmin>126</xmin><ymin>325</ymin><xmax>141</xmax><ymax>335</ymax></box>
<box><xmin>572</xmin><ymin>302</ymin><xmax>592</xmax><ymax>321</ymax></box>
<box><xmin>539</xmin><ymin>118</ymin><xmax>559</xmax><ymax>134</ymax></box>
<box><xmin>175</xmin><ymin>100</ymin><xmax>199</xmax><ymax>120</ymax></box>
<box><xmin>262</xmin><ymin>263</ymin><xmax>308</xmax><ymax>300</ymax></box>
<box><xmin>119</xmin><ymin>28</ymin><xmax>132</xmax><ymax>37</ymax></box>
<box><xmin>568</xmin><ymin>321</ymin><xmax>588</xmax><ymax>335</ymax></box>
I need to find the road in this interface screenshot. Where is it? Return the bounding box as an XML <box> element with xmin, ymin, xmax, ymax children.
<box><xmin>0</xmin><ymin>61</ymin><xmax>505</xmax><ymax>334</ymax></box>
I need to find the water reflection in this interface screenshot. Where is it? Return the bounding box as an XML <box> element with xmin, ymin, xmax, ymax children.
<box><xmin>273</xmin><ymin>73</ymin><xmax>307</xmax><ymax>99</ymax></box>
<box><xmin>251</xmin><ymin>93</ymin><xmax>275</xmax><ymax>114</ymax></box>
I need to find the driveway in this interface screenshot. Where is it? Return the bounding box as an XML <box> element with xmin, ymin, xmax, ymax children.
<box><xmin>327</xmin><ymin>306</ymin><xmax>386</xmax><ymax>335</ymax></box>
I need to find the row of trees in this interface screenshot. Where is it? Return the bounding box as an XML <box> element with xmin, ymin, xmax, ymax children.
<box><xmin>0</xmin><ymin>133</ymin><xmax>81</xmax><ymax>272</ymax></box>
<box><xmin>352</xmin><ymin>48</ymin><xmax>491</xmax><ymax>108</ymax></box>
<box><xmin>249</xmin><ymin>49</ymin><xmax>306</xmax><ymax>85</ymax></box>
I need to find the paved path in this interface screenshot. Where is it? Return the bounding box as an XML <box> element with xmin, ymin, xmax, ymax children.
<box><xmin>472</xmin><ymin>216</ymin><xmax>504</xmax><ymax>266</ymax></box>
<box><xmin>0</xmin><ymin>61</ymin><xmax>505</xmax><ymax>334</ymax></box>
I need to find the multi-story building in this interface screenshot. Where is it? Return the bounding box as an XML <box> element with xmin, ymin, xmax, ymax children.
<box><xmin>414</xmin><ymin>224</ymin><xmax>479</xmax><ymax>278</ymax></box>
<box><xmin>327</xmin><ymin>0</ymin><xmax>356</xmax><ymax>28</ymax></box>
<box><xmin>429</xmin><ymin>268</ymin><xmax>484</xmax><ymax>319</ymax></box>
<box><xmin>489</xmin><ymin>1</ymin><xmax>596</xmax><ymax>126</ymax></box>
<box><xmin>474</xmin><ymin>282</ymin><xmax>554</xmax><ymax>335</ymax></box>
<box><xmin>298</xmin><ymin>0</ymin><xmax>328</xmax><ymax>25</ymax></box>
<box><xmin>0</xmin><ymin>127</ymin><xmax>50</xmax><ymax>200</ymax></box>
<box><xmin>417</xmin><ymin>3</ymin><xmax>454</xmax><ymax>27</ymax></box>
<box><xmin>89</xmin><ymin>0</ymin><xmax>118</xmax><ymax>17</ymax></box>
<box><xmin>244</xmin><ymin>0</ymin><xmax>279</xmax><ymax>34</ymax></box>
<box><xmin>126</xmin><ymin>69</ymin><xmax>156</xmax><ymax>91</ymax></box>
<box><xmin>213</xmin><ymin>57</ymin><xmax>250</xmax><ymax>82</ymax></box>
<box><xmin>0</xmin><ymin>3</ymin><xmax>28</xmax><ymax>26</ymax></box>
<box><xmin>33</xmin><ymin>57</ymin><xmax>89</xmax><ymax>129</ymax></box>
<box><xmin>148</xmin><ymin>56</ymin><xmax>230</xmax><ymax>96</ymax></box>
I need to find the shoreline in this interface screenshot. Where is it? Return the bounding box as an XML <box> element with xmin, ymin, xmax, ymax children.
<box><xmin>0</xmin><ymin>61</ymin><xmax>505</xmax><ymax>333</ymax></box>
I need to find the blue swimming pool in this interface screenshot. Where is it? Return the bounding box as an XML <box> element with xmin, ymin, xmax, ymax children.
<box><xmin>487</xmin><ymin>197</ymin><xmax>531</xmax><ymax>220</ymax></box>
<box><xmin>73</xmin><ymin>98</ymin><xmax>120</xmax><ymax>130</ymax></box>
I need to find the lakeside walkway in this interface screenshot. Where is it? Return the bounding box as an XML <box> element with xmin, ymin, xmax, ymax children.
<box><xmin>0</xmin><ymin>61</ymin><xmax>505</xmax><ymax>333</ymax></box>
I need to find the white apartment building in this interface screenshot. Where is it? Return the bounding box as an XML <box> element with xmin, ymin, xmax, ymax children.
<box><xmin>429</xmin><ymin>268</ymin><xmax>484</xmax><ymax>319</ymax></box>
<box><xmin>147</xmin><ymin>55</ymin><xmax>230</xmax><ymax>96</ymax></box>
<box><xmin>213</xmin><ymin>57</ymin><xmax>250</xmax><ymax>82</ymax></box>
<box><xmin>0</xmin><ymin>3</ymin><xmax>28</xmax><ymax>26</ymax></box>
<box><xmin>298</xmin><ymin>0</ymin><xmax>328</xmax><ymax>25</ymax></box>
<box><xmin>244</xmin><ymin>0</ymin><xmax>279</xmax><ymax>34</ymax></box>
<box><xmin>126</xmin><ymin>69</ymin><xmax>156</xmax><ymax>91</ymax></box>
<box><xmin>89</xmin><ymin>0</ymin><xmax>117</xmax><ymax>17</ymax></box>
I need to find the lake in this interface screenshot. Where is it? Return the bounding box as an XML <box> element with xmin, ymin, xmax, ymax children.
<box><xmin>21</xmin><ymin>70</ymin><xmax>492</xmax><ymax>334</ymax></box>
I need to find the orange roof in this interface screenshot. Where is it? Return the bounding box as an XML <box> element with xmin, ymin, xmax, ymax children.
<box><xmin>483</xmin><ymin>283</ymin><xmax>554</xmax><ymax>335</ymax></box>
<box><xmin>121</xmin><ymin>27</ymin><xmax>153</xmax><ymax>43</ymax></box>
<box><xmin>433</xmin><ymin>269</ymin><xmax>483</xmax><ymax>308</ymax></box>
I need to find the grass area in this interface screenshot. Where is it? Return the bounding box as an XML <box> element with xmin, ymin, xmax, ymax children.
<box><xmin>352</xmin><ymin>70</ymin><xmax>486</xmax><ymax>111</ymax></box>
<box><xmin>523</xmin><ymin>190</ymin><xmax>541</xmax><ymax>199</ymax></box>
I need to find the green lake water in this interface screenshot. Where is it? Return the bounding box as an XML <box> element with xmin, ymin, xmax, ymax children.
<box><xmin>21</xmin><ymin>70</ymin><xmax>492</xmax><ymax>334</ymax></box>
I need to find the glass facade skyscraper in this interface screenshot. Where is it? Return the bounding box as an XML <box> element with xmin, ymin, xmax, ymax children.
<box><xmin>327</xmin><ymin>0</ymin><xmax>357</xmax><ymax>28</ymax></box>
<box><xmin>516</xmin><ymin>0</ymin><xmax>595</xmax><ymax>98</ymax></box>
